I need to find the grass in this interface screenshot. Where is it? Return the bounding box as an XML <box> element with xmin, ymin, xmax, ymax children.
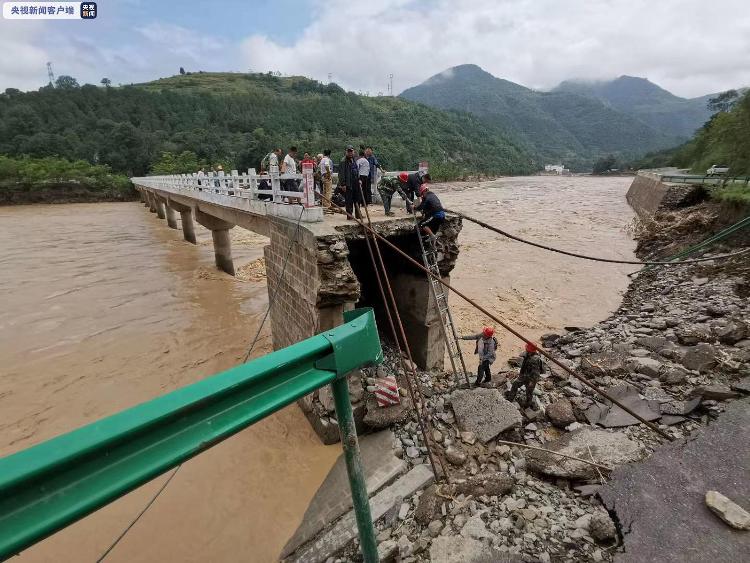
<box><xmin>712</xmin><ymin>184</ymin><xmax>750</xmax><ymax>204</ymax></box>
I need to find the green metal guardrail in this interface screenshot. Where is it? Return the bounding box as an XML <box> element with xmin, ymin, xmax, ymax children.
<box><xmin>660</xmin><ymin>174</ymin><xmax>750</xmax><ymax>187</ymax></box>
<box><xmin>0</xmin><ymin>308</ymin><xmax>383</xmax><ymax>562</ymax></box>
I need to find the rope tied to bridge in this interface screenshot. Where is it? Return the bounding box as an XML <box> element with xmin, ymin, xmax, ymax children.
<box><xmin>446</xmin><ymin>208</ymin><xmax>750</xmax><ymax>266</ymax></box>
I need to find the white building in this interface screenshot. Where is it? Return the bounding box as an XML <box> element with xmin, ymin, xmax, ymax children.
<box><xmin>544</xmin><ymin>164</ymin><xmax>566</xmax><ymax>174</ymax></box>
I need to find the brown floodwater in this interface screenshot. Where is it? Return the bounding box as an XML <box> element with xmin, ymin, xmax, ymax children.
<box><xmin>0</xmin><ymin>176</ymin><xmax>635</xmax><ymax>562</ymax></box>
<box><xmin>437</xmin><ymin>175</ymin><xmax>636</xmax><ymax>365</ymax></box>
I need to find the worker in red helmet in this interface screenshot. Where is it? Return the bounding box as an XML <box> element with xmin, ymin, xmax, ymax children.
<box><xmin>505</xmin><ymin>341</ymin><xmax>547</xmax><ymax>407</ymax></box>
<box><xmin>396</xmin><ymin>171</ymin><xmax>430</xmax><ymax>212</ymax></box>
<box><xmin>460</xmin><ymin>326</ymin><xmax>498</xmax><ymax>387</ymax></box>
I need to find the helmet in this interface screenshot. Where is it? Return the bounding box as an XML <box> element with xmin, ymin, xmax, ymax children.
<box><xmin>398</xmin><ymin>172</ymin><xmax>409</xmax><ymax>182</ymax></box>
<box><xmin>418</xmin><ymin>184</ymin><xmax>429</xmax><ymax>196</ymax></box>
<box><xmin>525</xmin><ymin>342</ymin><xmax>538</xmax><ymax>353</ymax></box>
<box><xmin>482</xmin><ymin>327</ymin><xmax>494</xmax><ymax>338</ymax></box>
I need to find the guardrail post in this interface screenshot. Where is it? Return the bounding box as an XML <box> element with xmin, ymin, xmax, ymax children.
<box><xmin>248</xmin><ymin>168</ymin><xmax>259</xmax><ymax>200</ymax></box>
<box><xmin>270</xmin><ymin>164</ymin><xmax>281</xmax><ymax>203</ymax></box>
<box><xmin>331</xmin><ymin>376</ymin><xmax>378</xmax><ymax>563</ymax></box>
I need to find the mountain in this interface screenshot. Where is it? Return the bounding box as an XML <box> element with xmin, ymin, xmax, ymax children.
<box><xmin>400</xmin><ymin>65</ymin><xmax>685</xmax><ymax>170</ymax></box>
<box><xmin>0</xmin><ymin>72</ymin><xmax>534</xmax><ymax>179</ymax></box>
<box><xmin>554</xmin><ymin>76</ymin><xmax>715</xmax><ymax>138</ymax></box>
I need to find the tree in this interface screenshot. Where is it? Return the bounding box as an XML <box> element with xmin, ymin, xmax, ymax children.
<box><xmin>707</xmin><ymin>90</ymin><xmax>739</xmax><ymax>114</ymax></box>
<box><xmin>179</xmin><ymin>67</ymin><xmax>186</xmax><ymax>75</ymax></box>
<box><xmin>100</xmin><ymin>78</ymin><xmax>112</xmax><ymax>87</ymax></box>
<box><xmin>592</xmin><ymin>154</ymin><xmax>617</xmax><ymax>174</ymax></box>
<box><xmin>55</xmin><ymin>75</ymin><xmax>80</xmax><ymax>89</ymax></box>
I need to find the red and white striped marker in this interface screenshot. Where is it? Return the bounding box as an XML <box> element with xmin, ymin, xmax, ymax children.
<box><xmin>374</xmin><ymin>375</ymin><xmax>400</xmax><ymax>407</ymax></box>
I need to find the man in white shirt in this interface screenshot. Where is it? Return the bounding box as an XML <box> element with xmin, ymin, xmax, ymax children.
<box><xmin>356</xmin><ymin>149</ymin><xmax>371</xmax><ymax>205</ymax></box>
<box><xmin>281</xmin><ymin>146</ymin><xmax>300</xmax><ymax>203</ymax></box>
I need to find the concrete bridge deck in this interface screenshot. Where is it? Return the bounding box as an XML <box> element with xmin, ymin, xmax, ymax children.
<box><xmin>131</xmin><ymin>173</ymin><xmax>462</xmax><ymax>444</ymax></box>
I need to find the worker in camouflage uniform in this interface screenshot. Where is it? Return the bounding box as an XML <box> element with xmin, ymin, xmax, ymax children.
<box><xmin>505</xmin><ymin>342</ymin><xmax>546</xmax><ymax>407</ymax></box>
<box><xmin>378</xmin><ymin>175</ymin><xmax>412</xmax><ymax>215</ymax></box>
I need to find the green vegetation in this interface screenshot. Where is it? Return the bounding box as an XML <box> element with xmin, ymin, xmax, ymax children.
<box><xmin>0</xmin><ymin>155</ymin><xmax>133</xmax><ymax>204</ymax></box>
<box><xmin>400</xmin><ymin>65</ymin><xmax>684</xmax><ymax>171</ymax></box>
<box><xmin>0</xmin><ymin>72</ymin><xmax>534</xmax><ymax>183</ymax></box>
<box><xmin>673</xmin><ymin>90</ymin><xmax>750</xmax><ymax>176</ymax></box>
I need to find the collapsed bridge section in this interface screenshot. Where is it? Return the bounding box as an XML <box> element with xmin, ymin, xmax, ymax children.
<box><xmin>264</xmin><ymin>215</ymin><xmax>462</xmax><ymax>443</ymax></box>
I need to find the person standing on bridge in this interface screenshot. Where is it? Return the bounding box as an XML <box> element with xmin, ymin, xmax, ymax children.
<box><xmin>365</xmin><ymin>147</ymin><xmax>382</xmax><ymax>203</ymax></box>
<box><xmin>398</xmin><ymin>171</ymin><xmax>429</xmax><ymax>210</ymax></box>
<box><xmin>356</xmin><ymin>150</ymin><xmax>371</xmax><ymax>205</ymax></box>
<box><xmin>319</xmin><ymin>149</ymin><xmax>334</xmax><ymax>212</ymax></box>
<box><xmin>505</xmin><ymin>342</ymin><xmax>547</xmax><ymax>408</ymax></box>
<box><xmin>460</xmin><ymin>327</ymin><xmax>498</xmax><ymax>387</ymax></box>
<box><xmin>282</xmin><ymin>146</ymin><xmax>300</xmax><ymax>204</ymax></box>
<box><xmin>414</xmin><ymin>183</ymin><xmax>445</xmax><ymax>242</ymax></box>
<box><xmin>261</xmin><ymin>148</ymin><xmax>282</xmax><ymax>172</ymax></box>
<box><xmin>339</xmin><ymin>145</ymin><xmax>363</xmax><ymax>219</ymax></box>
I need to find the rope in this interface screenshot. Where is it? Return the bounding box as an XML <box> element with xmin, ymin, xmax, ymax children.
<box><xmin>96</xmin><ymin>466</ymin><xmax>180</xmax><ymax>562</ymax></box>
<box><xmin>318</xmin><ymin>193</ymin><xmax>673</xmax><ymax>441</ymax></box>
<box><xmin>242</xmin><ymin>205</ymin><xmax>306</xmax><ymax>363</ymax></box>
<box><xmin>446</xmin><ymin>208</ymin><xmax>750</xmax><ymax>265</ymax></box>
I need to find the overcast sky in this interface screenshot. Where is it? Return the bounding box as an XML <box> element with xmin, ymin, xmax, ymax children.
<box><xmin>1</xmin><ymin>0</ymin><xmax>749</xmax><ymax>98</ymax></box>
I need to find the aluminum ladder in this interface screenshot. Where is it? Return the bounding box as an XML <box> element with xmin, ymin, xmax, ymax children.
<box><xmin>413</xmin><ymin>219</ymin><xmax>470</xmax><ymax>387</ymax></box>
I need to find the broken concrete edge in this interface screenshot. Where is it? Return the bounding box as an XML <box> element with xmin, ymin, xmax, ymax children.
<box><xmin>284</xmin><ymin>464</ymin><xmax>435</xmax><ymax>563</ymax></box>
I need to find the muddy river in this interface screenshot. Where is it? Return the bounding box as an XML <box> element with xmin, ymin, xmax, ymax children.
<box><xmin>0</xmin><ymin>175</ymin><xmax>635</xmax><ymax>562</ymax></box>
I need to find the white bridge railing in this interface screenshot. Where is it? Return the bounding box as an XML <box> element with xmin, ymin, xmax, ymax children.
<box><xmin>132</xmin><ymin>163</ymin><xmax>428</xmax><ymax>223</ymax></box>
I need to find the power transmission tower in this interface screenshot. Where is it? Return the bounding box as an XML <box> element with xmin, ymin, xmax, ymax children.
<box><xmin>327</xmin><ymin>73</ymin><xmax>332</xmax><ymax>83</ymax></box>
<box><xmin>47</xmin><ymin>62</ymin><xmax>55</xmax><ymax>86</ymax></box>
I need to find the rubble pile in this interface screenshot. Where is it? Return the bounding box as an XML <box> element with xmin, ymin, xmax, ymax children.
<box><xmin>331</xmin><ymin>233</ymin><xmax>749</xmax><ymax>561</ymax></box>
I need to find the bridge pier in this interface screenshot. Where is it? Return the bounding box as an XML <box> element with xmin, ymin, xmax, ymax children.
<box><xmin>147</xmin><ymin>191</ymin><xmax>157</xmax><ymax>213</ymax></box>
<box><xmin>139</xmin><ymin>189</ymin><xmax>146</xmax><ymax>204</ymax></box>
<box><xmin>167</xmin><ymin>200</ymin><xmax>197</xmax><ymax>244</ymax></box>
<box><xmin>164</xmin><ymin>203</ymin><xmax>179</xmax><ymax>229</ymax></box>
<box><xmin>154</xmin><ymin>197</ymin><xmax>166</xmax><ymax>220</ymax></box>
<box><xmin>195</xmin><ymin>209</ymin><xmax>235</xmax><ymax>276</ymax></box>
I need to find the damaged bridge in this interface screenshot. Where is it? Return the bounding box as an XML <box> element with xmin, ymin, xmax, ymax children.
<box><xmin>131</xmin><ymin>172</ymin><xmax>463</xmax><ymax>443</ymax></box>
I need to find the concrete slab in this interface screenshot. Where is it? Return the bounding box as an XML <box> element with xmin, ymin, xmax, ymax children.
<box><xmin>280</xmin><ymin>430</ymin><xmax>406</xmax><ymax>559</ymax></box>
<box><xmin>585</xmin><ymin>384</ymin><xmax>662</xmax><ymax>428</ymax></box>
<box><xmin>287</xmin><ymin>464</ymin><xmax>435</xmax><ymax>563</ymax></box>
<box><xmin>600</xmin><ymin>398</ymin><xmax>750</xmax><ymax>563</ymax></box>
<box><xmin>450</xmin><ymin>388</ymin><xmax>522</xmax><ymax>443</ymax></box>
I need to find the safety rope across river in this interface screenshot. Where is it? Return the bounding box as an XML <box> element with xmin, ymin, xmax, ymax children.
<box><xmin>317</xmin><ymin>193</ymin><xmax>674</xmax><ymax>441</ymax></box>
<box><xmin>446</xmin><ymin>208</ymin><xmax>750</xmax><ymax>266</ymax></box>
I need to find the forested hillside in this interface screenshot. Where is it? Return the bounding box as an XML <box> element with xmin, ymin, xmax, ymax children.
<box><xmin>0</xmin><ymin>72</ymin><xmax>534</xmax><ymax>179</ymax></box>
<box><xmin>673</xmin><ymin>90</ymin><xmax>750</xmax><ymax>176</ymax></box>
<box><xmin>401</xmin><ymin>65</ymin><xmax>685</xmax><ymax>171</ymax></box>
<box><xmin>555</xmin><ymin>76</ymin><xmax>715</xmax><ymax>138</ymax></box>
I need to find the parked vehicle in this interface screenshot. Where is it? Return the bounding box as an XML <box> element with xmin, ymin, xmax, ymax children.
<box><xmin>707</xmin><ymin>165</ymin><xmax>730</xmax><ymax>176</ymax></box>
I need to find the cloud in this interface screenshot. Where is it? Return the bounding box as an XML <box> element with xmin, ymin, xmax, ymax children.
<box><xmin>239</xmin><ymin>0</ymin><xmax>750</xmax><ymax>98</ymax></box>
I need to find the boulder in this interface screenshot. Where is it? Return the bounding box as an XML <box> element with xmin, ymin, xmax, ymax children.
<box><xmin>540</xmin><ymin>333</ymin><xmax>561</xmax><ymax>347</ymax></box>
<box><xmin>546</xmin><ymin>399</ymin><xmax>577</xmax><ymax>428</ymax></box>
<box><xmin>461</xmin><ymin>515</ymin><xmax>493</xmax><ymax>540</ymax></box>
<box><xmin>636</xmin><ymin>336</ymin><xmax>670</xmax><ymax>352</ymax></box>
<box><xmin>627</xmin><ymin>357</ymin><xmax>663</xmax><ymax>378</ymax></box>
<box><xmin>450</xmin><ymin>388</ymin><xmax>522</xmax><ymax>443</ymax></box>
<box><xmin>677</xmin><ymin>326</ymin><xmax>712</xmax><ymax>346</ymax></box>
<box><xmin>414</xmin><ymin>485</ymin><xmax>443</xmax><ymax>525</ymax></box>
<box><xmin>689</xmin><ymin>384</ymin><xmax>740</xmax><ymax>401</ymax></box>
<box><xmin>526</xmin><ymin>427</ymin><xmax>645</xmax><ymax>479</ymax></box>
<box><xmin>580</xmin><ymin>351</ymin><xmax>629</xmax><ymax>378</ymax></box>
<box><xmin>660</xmin><ymin>367</ymin><xmax>688</xmax><ymax>385</ymax></box>
<box><xmin>681</xmin><ymin>343</ymin><xmax>718</xmax><ymax>373</ymax></box>
<box><xmin>705</xmin><ymin>491</ymin><xmax>750</xmax><ymax>530</ymax></box>
<box><xmin>589</xmin><ymin>510</ymin><xmax>617</xmax><ymax>543</ymax></box>
<box><xmin>445</xmin><ymin>446</ymin><xmax>468</xmax><ymax>466</ymax></box>
<box><xmin>363</xmin><ymin>396</ymin><xmax>412</xmax><ymax>429</ymax></box>
<box><xmin>715</xmin><ymin>321</ymin><xmax>747</xmax><ymax>345</ymax></box>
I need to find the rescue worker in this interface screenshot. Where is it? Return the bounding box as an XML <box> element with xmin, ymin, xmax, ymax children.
<box><xmin>460</xmin><ymin>327</ymin><xmax>498</xmax><ymax>386</ymax></box>
<box><xmin>397</xmin><ymin>171</ymin><xmax>429</xmax><ymax>210</ymax></box>
<box><xmin>414</xmin><ymin>183</ymin><xmax>445</xmax><ymax>242</ymax></box>
<box><xmin>378</xmin><ymin>175</ymin><xmax>411</xmax><ymax>216</ymax></box>
<box><xmin>505</xmin><ymin>342</ymin><xmax>546</xmax><ymax>407</ymax></box>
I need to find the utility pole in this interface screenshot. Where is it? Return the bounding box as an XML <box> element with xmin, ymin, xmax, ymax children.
<box><xmin>388</xmin><ymin>74</ymin><xmax>393</xmax><ymax>96</ymax></box>
<box><xmin>47</xmin><ymin>62</ymin><xmax>55</xmax><ymax>86</ymax></box>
